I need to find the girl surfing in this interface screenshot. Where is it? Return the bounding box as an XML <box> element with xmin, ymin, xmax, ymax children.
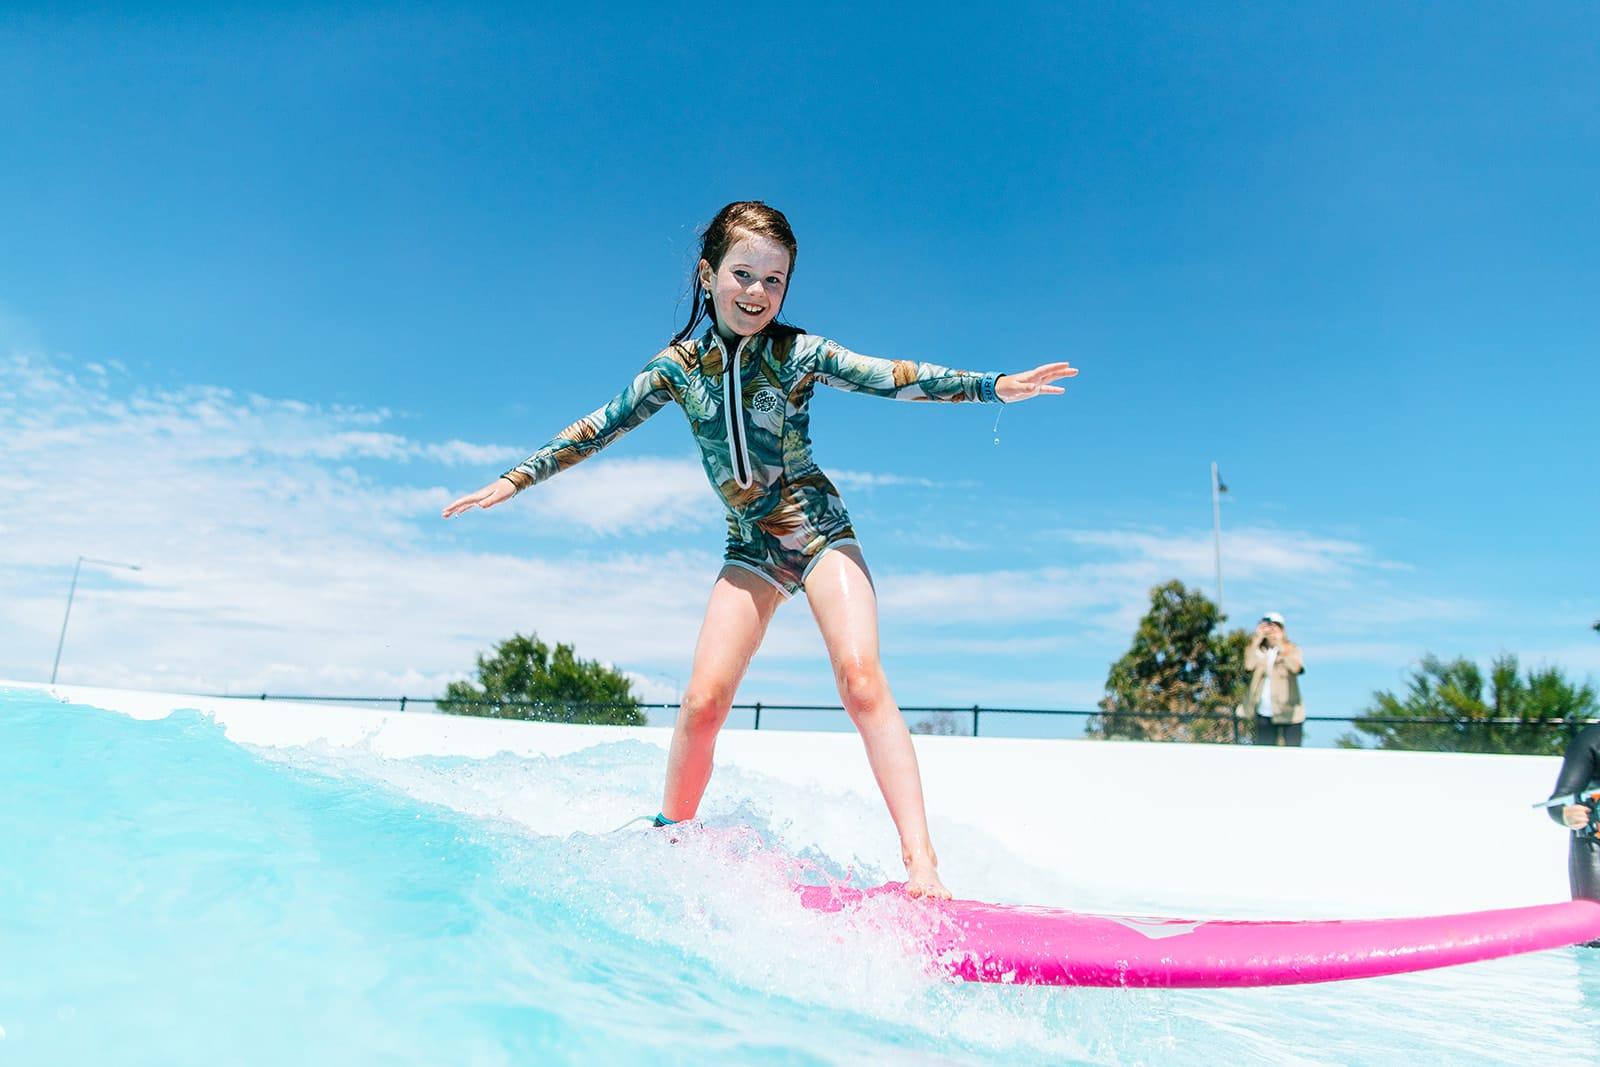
<box><xmin>443</xmin><ymin>201</ymin><xmax>1076</xmax><ymax>897</ymax></box>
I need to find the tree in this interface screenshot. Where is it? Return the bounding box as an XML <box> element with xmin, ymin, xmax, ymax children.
<box><xmin>910</xmin><ymin>712</ymin><xmax>969</xmax><ymax>736</ymax></box>
<box><xmin>1339</xmin><ymin>654</ymin><xmax>1597</xmax><ymax>754</ymax></box>
<box><xmin>1086</xmin><ymin>581</ymin><xmax>1251</xmax><ymax>742</ymax></box>
<box><xmin>437</xmin><ymin>632</ymin><xmax>645</xmax><ymax>725</ymax></box>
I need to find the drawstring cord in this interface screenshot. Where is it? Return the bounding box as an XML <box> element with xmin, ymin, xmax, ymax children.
<box><xmin>607</xmin><ymin>812</ymin><xmax>677</xmax><ymax>834</ymax></box>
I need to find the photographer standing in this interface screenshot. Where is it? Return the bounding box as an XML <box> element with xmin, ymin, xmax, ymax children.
<box><xmin>1239</xmin><ymin>611</ymin><xmax>1307</xmax><ymax>746</ymax></box>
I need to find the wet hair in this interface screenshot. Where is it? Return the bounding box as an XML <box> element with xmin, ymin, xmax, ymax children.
<box><xmin>671</xmin><ymin>201</ymin><xmax>803</xmax><ymax>346</ymax></box>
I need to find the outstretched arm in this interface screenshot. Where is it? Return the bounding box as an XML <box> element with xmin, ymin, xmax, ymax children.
<box><xmin>813</xmin><ymin>338</ymin><xmax>1074</xmax><ymax>403</ymax></box>
<box><xmin>442</xmin><ymin>354</ymin><xmax>677</xmax><ymax>518</ymax></box>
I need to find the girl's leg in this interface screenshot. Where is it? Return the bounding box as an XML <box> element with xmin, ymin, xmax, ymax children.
<box><xmin>660</xmin><ymin>566</ymin><xmax>785</xmax><ymax>821</ymax></box>
<box><xmin>803</xmin><ymin>544</ymin><xmax>950</xmax><ymax>899</ymax></box>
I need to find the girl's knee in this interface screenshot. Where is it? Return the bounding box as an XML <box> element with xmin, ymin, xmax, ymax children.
<box><xmin>679</xmin><ymin>688</ymin><xmax>733</xmax><ymax>734</ymax></box>
<box><xmin>837</xmin><ymin>662</ymin><xmax>888</xmax><ymax>717</ymax></box>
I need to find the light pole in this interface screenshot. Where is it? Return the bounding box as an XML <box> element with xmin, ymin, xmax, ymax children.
<box><xmin>51</xmin><ymin>555</ymin><xmax>142</xmax><ymax>684</ymax></box>
<box><xmin>1210</xmin><ymin>463</ymin><xmax>1227</xmax><ymax>617</ymax></box>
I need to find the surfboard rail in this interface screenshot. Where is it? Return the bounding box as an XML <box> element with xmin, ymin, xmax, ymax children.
<box><xmin>793</xmin><ymin>884</ymin><xmax>1600</xmax><ymax>988</ymax></box>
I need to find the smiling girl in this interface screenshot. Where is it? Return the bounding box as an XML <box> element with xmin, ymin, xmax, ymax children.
<box><xmin>443</xmin><ymin>201</ymin><xmax>1075</xmax><ymax>897</ymax></box>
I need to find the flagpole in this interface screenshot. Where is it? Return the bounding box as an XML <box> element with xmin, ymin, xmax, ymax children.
<box><xmin>1210</xmin><ymin>462</ymin><xmax>1225</xmax><ymax>616</ymax></box>
<box><xmin>51</xmin><ymin>554</ymin><xmax>142</xmax><ymax>684</ymax></box>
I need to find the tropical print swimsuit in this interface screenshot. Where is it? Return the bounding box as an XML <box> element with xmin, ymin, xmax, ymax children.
<box><xmin>502</xmin><ymin>326</ymin><xmax>1005</xmax><ymax>597</ymax></box>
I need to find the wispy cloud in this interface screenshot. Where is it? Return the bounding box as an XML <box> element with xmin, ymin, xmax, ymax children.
<box><xmin>1056</xmin><ymin>526</ymin><xmax>1373</xmax><ymax>580</ymax></box>
<box><xmin>2</xmin><ymin>357</ymin><xmax>522</xmax><ymax>470</ymax></box>
<box><xmin>0</xmin><ymin>351</ymin><xmax>966</xmax><ymax>697</ymax></box>
<box><xmin>518</xmin><ymin>456</ymin><xmax>719</xmax><ymax>535</ymax></box>
<box><xmin>0</xmin><ymin>352</ymin><xmax>719</xmax><ymax>692</ymax></box>
<box><xmin>881</xmin><ymin>563</ymin><xmax>1153</xmax><ymax>629</ymax></box>
<box><xmin>6</xmin><ymin>347</ymin><xmax>1550</xmax><ymax>715</ymax></box>
<box><xmin>1479</xmin><ymin>644</ymin><xmax>1600</xmax><ymax>676</ymax></box>
<box><xmin>1311</xmin><ymin>642</ymin><xmax>1427</xmax><ymax>667</ymax></box>
<box><xmin>1321</xmin><ymin>594</ymin><xmax>1482</xmax><ymax>628</ymax></box>
<box><xmin>831</xmin><ymin>470</ymin><xmax>974</xmax><ymax>491</ymax></box>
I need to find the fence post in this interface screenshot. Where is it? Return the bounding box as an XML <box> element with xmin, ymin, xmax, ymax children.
<box><xmin>754</xmin><ymin>702</ymin><xmax>762</xmax><ymax>731</ymax></box>
<box><xmin>972</xmin><ymin>704</ymin><xmax>980</xmax><ymax>737</ymax></box>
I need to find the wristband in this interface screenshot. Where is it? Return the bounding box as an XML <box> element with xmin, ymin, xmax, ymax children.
<box><xmin>984</xmin><ymin>373</ymin><xmax>1004</xmax><ymax>404</ymax></box>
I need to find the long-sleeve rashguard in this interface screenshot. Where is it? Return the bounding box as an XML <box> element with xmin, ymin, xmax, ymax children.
<box><xmin>502</xmin><ymin>327</ymin><xmax>1004</xmax><ymax>595</ymax></box>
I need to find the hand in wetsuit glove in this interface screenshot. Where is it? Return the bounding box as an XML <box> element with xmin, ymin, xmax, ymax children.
<box><xmin>1548</xmin><ymin>723</ymin><xmax>1600</xmax><ymax>903</ymax></box>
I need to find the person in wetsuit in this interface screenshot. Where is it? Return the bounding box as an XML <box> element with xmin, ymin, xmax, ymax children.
<box><xmin>443</xmin><ymin>201</ymin><xmax>1078</xmax><ymax>899</ymax></box>
<box><xmin>1549</xmin><ymin>722</ymin><xmax>1600</xmax><ymax>903</ymax></box>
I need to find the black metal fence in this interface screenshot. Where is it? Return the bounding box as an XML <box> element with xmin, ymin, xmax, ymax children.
<box><xmin>208</xmin><ymin>693</ymin><xmax>1598</xmax><ymax>752</ymax></box>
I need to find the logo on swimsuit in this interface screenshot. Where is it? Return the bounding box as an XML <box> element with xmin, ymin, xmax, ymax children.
<box><xmin>751</xmin><ymin>388</ymin><xmax>780</xmax><ymax>414</ymax></box>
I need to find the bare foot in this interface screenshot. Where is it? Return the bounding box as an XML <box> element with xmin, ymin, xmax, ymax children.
<box><xmin>904</xmin><ymin>854</ymin><xmax>952</xmax><ymax>900</ymax></box>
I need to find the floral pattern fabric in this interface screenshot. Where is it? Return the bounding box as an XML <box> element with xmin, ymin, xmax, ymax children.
<box><xmin>503</xmin><ymin>328</ymin><xmax>1002</xmax><ymax>594</ymax></box>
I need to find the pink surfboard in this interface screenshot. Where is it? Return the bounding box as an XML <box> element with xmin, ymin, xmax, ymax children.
<box><xmin>794</xmin><ymin>883</ymin><xmax>1600</xmax><ymax>987</ymax></box>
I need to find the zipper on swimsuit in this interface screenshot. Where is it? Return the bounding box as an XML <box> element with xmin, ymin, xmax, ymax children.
<box><xmin>719</xmin><ymin>333</ymin><xmax>753</xmax><ymax>489</ymax></box>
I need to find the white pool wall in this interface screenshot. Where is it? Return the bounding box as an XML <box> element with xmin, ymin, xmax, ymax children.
<box><xmin>11</xmin><ymin>679</ymin><xmax>1576</xmax><ymax>919</ymax></box>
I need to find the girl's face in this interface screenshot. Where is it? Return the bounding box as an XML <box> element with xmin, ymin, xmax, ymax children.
<box><xmin>699</xmin><ymin>234</ymin><xmax>790</xmax><ymax>338</ymax></box>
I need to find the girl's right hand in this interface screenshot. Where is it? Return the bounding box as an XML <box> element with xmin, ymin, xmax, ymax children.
<box><xmin>442</xmin><ymin>478</ymin><xmax>516</xmax><ymax>518</ymax></box>
<box><xmin>995</xmin><ymin>361</ymin><xmax>1077</xmax><ymax>402</ymax></box>
<box><xmin>1564</xmin><ymin>804</ymin><xmax>1591</xmax><ymax>830</ymax></box>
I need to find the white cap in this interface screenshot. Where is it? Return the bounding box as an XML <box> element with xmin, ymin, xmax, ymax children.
<box><xmin>1260</xmin><ymin>611</ymin><xmax>1286</xmax><ymax>626</ymax></box>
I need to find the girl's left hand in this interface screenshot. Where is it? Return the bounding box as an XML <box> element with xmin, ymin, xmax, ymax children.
<box><xmin>996</xmin><ymin>361</ymin><xmax>1077</xmax><ymax>403</ymax></box>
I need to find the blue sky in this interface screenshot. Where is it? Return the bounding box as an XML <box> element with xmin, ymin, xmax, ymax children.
<box><xmin>2</xmin><ymin>4</ymin><xmax>1596</xmax><ymax>741</ymax></box>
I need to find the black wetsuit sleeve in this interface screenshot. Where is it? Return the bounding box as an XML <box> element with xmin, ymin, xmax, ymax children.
<box><xmin>1548</xmin><ymin>723</ymin><xmax>1600</xmax><ymax>827</ymax></box>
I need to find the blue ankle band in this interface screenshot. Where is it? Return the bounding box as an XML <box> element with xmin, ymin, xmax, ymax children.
<box><xmin>652</xmin><ymin>812</ymin><xmax>677</xmax><ymax>827</ymax></box>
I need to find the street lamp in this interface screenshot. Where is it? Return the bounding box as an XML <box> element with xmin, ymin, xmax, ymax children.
<box><xmin>50</xmin><ymin>555</ymin><xmax>142</xmax><ymax>684</ymax></box>
<box><xmin>1210</xmin><ymin>462</ymin><xmax>1227</xmax><ymax>617</ymax></box>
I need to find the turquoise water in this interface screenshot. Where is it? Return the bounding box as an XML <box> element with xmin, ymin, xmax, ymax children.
<box><xmin>4</xmin><ymin>688</ymin><xmax>1599</xmax><ymax>1065</ymax></box>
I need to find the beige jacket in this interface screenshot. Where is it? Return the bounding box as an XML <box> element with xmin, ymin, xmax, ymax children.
<box><xmin>1239</xmin><ymin>639</ymin><xmax>1306</xmax><ymax>724</ymax></box>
